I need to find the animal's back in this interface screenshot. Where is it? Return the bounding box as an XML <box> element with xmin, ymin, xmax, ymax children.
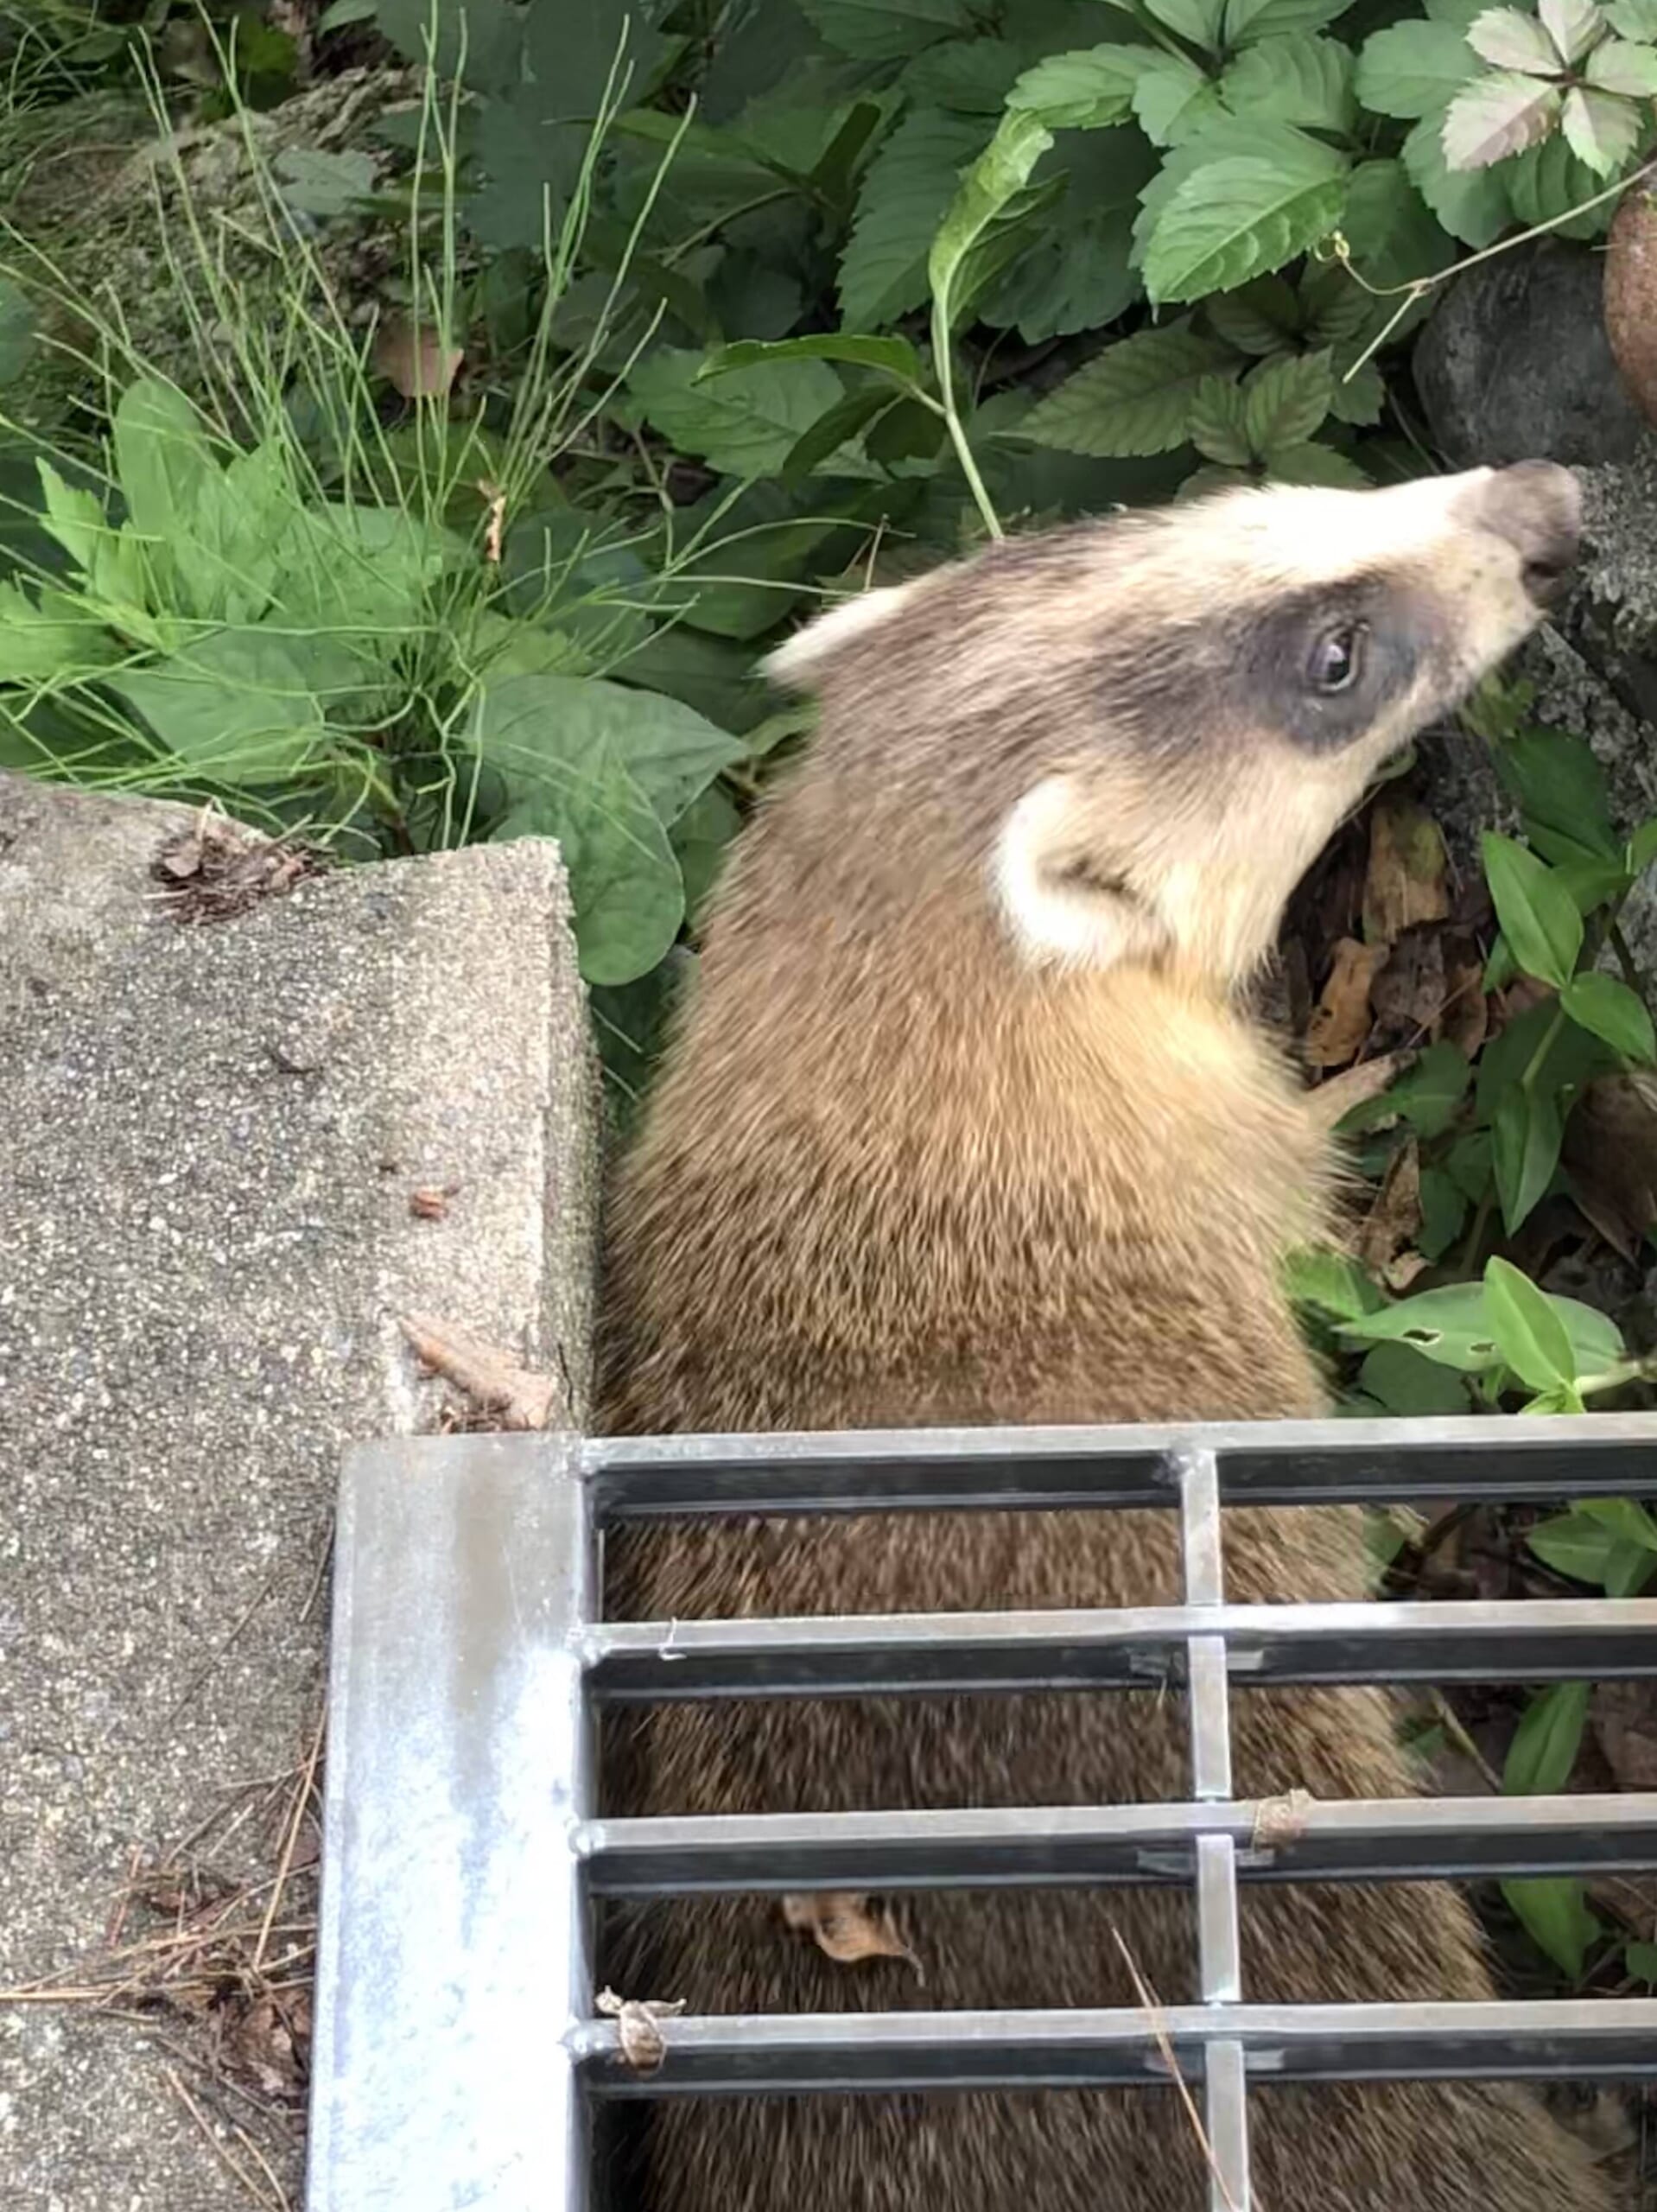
<box><xmin>597</xmin><ymin>464</ymin><xmax>1619</xmax><ymax>2211</ymax></box>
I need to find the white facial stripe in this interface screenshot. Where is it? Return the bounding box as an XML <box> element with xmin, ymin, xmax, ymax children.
<box><xmin>1200</xmin><ymin>468</ymin><xmax>1497</xmax><ymax>592</ymax></box>
<box><xmin>765</xmin><ymin>582</ymin><xmax>916</xmax><ymax>688</ymax></box>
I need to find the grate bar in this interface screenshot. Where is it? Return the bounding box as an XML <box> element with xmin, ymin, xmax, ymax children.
<box><xmin>581</xmin><ymin>1412</ymin><xmax>1657</xmax><ymax>1516</ymax></box>
<box><xmin>570</xmin><ymin>2000</ymin><xmax>1657</xmax><ymax>2097</ymax></box>
<box><xmin>587</xmin><ymin>1597</ymin><xmax>1657</xmax><ymax>1699</ymax></box>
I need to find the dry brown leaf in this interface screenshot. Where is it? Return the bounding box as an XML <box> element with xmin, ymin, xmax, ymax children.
<box><xmin>375</xmin><ymin>315</ymin><xmax>463</xmax><ymax>399</ymax></box>
<box><xmin>1362</xmin><ymin>795</ymin><xmax>1450</xmax><ymax>945</ymax></box>
<box><xmin>1308</xmin><ymin>1049</ymin><xmax>1408</xmax><ymax>1133</ymax></box>
<box><xmin>596</xmin><ymin>1987</ymin><xmax>686</xmax><ymax>2074</ymax></box>
<box><xmin>1593</xmin><ymin>1681</ymin><xmax>1657</xmax><ymax>1792</ymax></box>
<box><xmin>1356</xmin><ymin>1137</ymin><xmax>1421</xmax><ymax>1275</ymax></box>
<box><xmin>1440</xmin><ymin>936</ymin><xmax>1490</xmax><ymax>1058</ymax></box>
<box><xmin>782</xmin><ymin>1892</ymin><xmax>922</xmax><ymax>1977</ymax></box>
<box><xmin>1370</xmin><ymin>925</ymin><xmax>1446</xmax><ymax>1044</ymax></box>
<box><xmin>1563</xmin><ymin>1072</ymin><xmax>1657</xmax><ymax>1262</ymax></box>
<box><xmin>1303</xmin><ymin>938</ymin><xmax>1387</xmax><ymax>1069</ymax></box>
<box><xmin>400</xmin><ymin>1313</ymin><xmax>557</xmax><ymax>1430</ymax></box>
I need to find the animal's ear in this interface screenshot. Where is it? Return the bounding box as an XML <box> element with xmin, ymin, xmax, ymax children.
<box><xmin>994</xmin><ymin>778</ymin><xmax>1173</xmax><ymax>971</ymax></box>
<box><xmin>764</xmin><ymin>582</ymin><xmax>916</xmax><ymax>691</ymax></box>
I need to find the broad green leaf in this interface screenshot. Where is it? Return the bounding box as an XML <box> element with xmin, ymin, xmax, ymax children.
<box><xmin>1023</xmin><ymin>321</ymin><xmax>1239</xmax><ymax>454</ymax></box>
<box><xmin>1580</xmin><ymin>1495</ymin><xmax>1657</xmax><ymax>1546</ymax></box>
<box><xmin>112</xmin><ymin>378</ymin><xmax>250</xmax><ymax>621</ymax></box>
<box><xmin>1483</xmin><ymin>1255</ymin><xmax>1578</xmax><ymax>1389</ymax></box>
<box><xmin>272</xmin><ymin>146</ymin><xmax>377</xmax><ymax>216</ymax></box>
<box><xmin>1606</xmin><ymin>0</ymin><xmax>1657</xmax><ymax>32</ymax></box>
<box><xmin>1358</xmin><ymin>1341</ymin><xmax>1472</xmax><ymax>1414</ymax></box>
<box><xmin>1418</xmin><ymin>1164</ymin><xmax>1469</xmax><ymax>1257</ymax></box>
<box><xmin>376</xmin><ymin>0</ymin><xmax>525</xmax><ymax>92</ymax></box>
<box><xmin>631</xmin><ymin>346</ymin><xmax>844</xmax><ymax>477</ymax></box>
<box><xmin>1356</xmin><ymin>20</ymin><xmax>1482</xmax><ymax>116</ymax></box>
<box><xmin>1504</xmin><ymin>1679</ymin><xmax>1589</xmax><ymax>1796</ymax></box>
<box><xmin>839</xmin><ymin>109</ymin><xmax>990</xmax><ymax>329</ymax></box>
<box><xmin>1467</xmin><ymin>6</ymin><xmax>1565</xmax><ymax>68</ymax></box>
<box><xmin>1268</xmin><ymin>438</ymin><xmax>1371</xmax><ymax>494</ymax></box>
<box><xmin>782</xmin><ymin>386</ymin><xmax>905</xmax><ymax>479</ymax></box>
<box><xmin>670</xmin><ymin>779</ymin><xmax>741</xmax><ymax>928</ymax></box>
<box><xmin>1481</xmin><ymin>830</ymin><xmax>1583</xmax><ymax>986</ymax></box>
<box><xmin>35</xmin><ymin>461</ymin><xmax>111</xmax><ymax>582</ymax></box>
<box><xmin>1627</xmin><ymin>1940</ymin><xmax>1657</xmax><ymax>1981</ymax></box>
<box><xmin>1205</xmin><ymin>275</ymin><xmax>1302</xmax><ymax>353</ymax></box>
<box><xmin>979</xmin><ymin>134</ymin><xmax>1153</xmax><ymax>341</ymax></box>
<box><xmin>1284</xmin><ymin>1245</ymin><xmax>1387</xmax><ymax>1317</ymax></box>
<box><xmin>1493</xmin><ymin>1079</ymin><xmax>1564</xmax><ymax>1231</ymax></box>
<box><xmin>1142</xmin><ymin>157</ymin><xmax>1348</xmax><ymax>306</ymax></box>
<box><xmin>1188</xmin><ymin>375</ymin><xmax>1252</xmax><ymax>464</ymax></box>
<box><xmin>0</xmin><ymin>277</ymin><xmax>34</xmax><ymax>385</ymax></box>
<box><xmin>1243</xmin><ymin>347</ymin><xmax>1334</xmax><ymax>454</ymax></box>
<box><xmin>1540</xmin><ymin>0</ymin><xmax>1609</xmax><ymax>60</ymax></box>
<box><xmin>1340</xmin><ymin>1282</ymin><xmax>1501</xmax><ymax>1369</ymax></box>
<box><xmin>1145</xmin><ymin>0</ymin><xmax>1227</xmax><ymax>50</ymax></box>
<box><xmin>799</xmin><ymin>0</ymin><xmax>973</xmax><ymax>60</ymax></box>
<box><xmin>1133</xmin><ymin>52</ymin><xmax>1226</xmax><ymax>145</ymax></box>
<box><xmin>1561</xmin><ymin>970</ymin><xmax>1657</xmax><ymax>1061</ymax></box>
<box><xmin>1527</xmin><ymin>1508</ymin><xmax>1624</xmax><ymax>1584</ymax></box>
<box><xmin>1327</xmin><ymin>359</ymin><xmax>1387</xmax><ymax>425</ymax></box>
<box><xmin>702</xmin><ymin>334</ymin><xmax>924</xmax><ymax>384</ymax></box>
<box><xmin>1406</xmin><ymin>106</ymin><xmax>1514</xmax><ymax>237</ymax></box>
<box><xmin>1502</xmin><ymin>1876</ymin><xmax>1602</xmax><ymax>1977</ymax></box>
<box><xmin>1338</xmin><ymin>1039</ymin><xmax>1470</xmax><ymax>1137</ymax></box>
<box><xmin>1634</xmin><ymin>816</ymin><xmax>1657</xmax><ymax>870</ymax></box>
<box><xmin>1443</xmin><ymin>69</ymin><xmax>1563</xmax><ymax>167</ymax></box>
<box><xmin>1505</xmin><ymin>127</ymin><xmax>1619</xmax><ymax>232</ymax></box>
<box><xmin>1222</xmin><ymin>34</ymin><xmax>1355</xmax><ymax>130</ymax></box>
<box><xmin>1132</xmin><ymin>115</ymin><xmax>1343</xmax><ymax>263</ymax></box>
<box><xmin>1225</xmin><ymin>0</ymin><xmax>1354</xmax><ymax>41</ymax></box>
<box><xmin>904</xmin><ymin>37</ymin><xmax>1030</xmax><ymax>112</ymax></box>
<box><xmin>474</xmin><ymin>670</ymin><xmax>746</xmax><ymax>830</ymax></box>
<box><xmin>1560</xmin><ymin>83</ymin><xmax>1641</xmax><ymax>172</ymax></box>
<box><xmin>1339</xmin><ymin>156</ymin><xmax>1457</xmax><ymax>283</ymax></box>
<box><xmin>108</xmin><ymin>631</ymin><xmax>348</xmax><ymax>777</ymax></box>
<box><xmin>929</xmin><ymin>109</ymin><xmax>1055</xmax><ymax>335</ymax></box>
<box><xmin>0</xmin><ymin>581</ymin><xmax>118</xmax><ymax>683</ymax></box>
<box><xmin>1586</xmin><ymin>33</ymin><xmax>1657</xmax><ymax>85</ymax></box>
<box><xmin>1007</xmin><ymin>43</ymin><xmax>1147</xmax><ymax>129</ymax></box>
<box><xmin>1494</xmin><ymin>727</ymin><xmax>1619</xmax><ymax>858</ymax></box>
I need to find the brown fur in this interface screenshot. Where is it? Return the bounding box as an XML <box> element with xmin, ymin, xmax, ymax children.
<box><xmin>596</xmin><ymin>469</ymin><xmax>1616</xmax><ymax>2211</ymax></box>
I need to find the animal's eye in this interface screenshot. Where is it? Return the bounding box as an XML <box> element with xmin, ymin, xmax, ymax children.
<box><xmin>1309</xmin><ymin>624</ymin><xmax>1364</xmax><ymax>693</ymax></box>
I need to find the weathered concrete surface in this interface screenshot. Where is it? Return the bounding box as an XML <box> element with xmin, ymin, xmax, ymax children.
<box><xmin>0</xmin><ymin>777</ymin><xmax>598</xmax><ymax>2209</ymax></box>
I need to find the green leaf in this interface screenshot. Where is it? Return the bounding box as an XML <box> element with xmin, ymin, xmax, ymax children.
<box><xmin>1494</xmin><ymin>727</ymin><xmax>1619</xmax><ymax>858</ymax></box>
<box><xmin>1023</xmin><ymin>321</ymin><xmax>1239</xmax><ymax>454</ymax></box>
<box><xmin>1403</xmin><ymin>105</ymin><xmax>1515</xmax><ymax>237</ymax></box>
<box><xmin>1443</xmin><ymin>70</ymin><xmax>1563</xmax><ymax>167</ymax></box>
<box><xmin>1418</xmin><ymin>1164</ymin><xmax>1469</xmax><ymax>1258</ymax></box>
<box><xmin>1627</xmin><ymin>1939</ymin><xmax>1657</xmax><ymax>1983</ymax></box>
<box><xmin>0</xmin><ymin>277</ymin><xmax>35</xmax><ymax>386</ymax></box>
<box><xmin>108</xmin><ymin>631</ymin><xmax>347</xmax><ymax>777</ymax></box>
<box><xmin>1188</xmin><ymin>374</ymin><xmax>1253</xmax><ymax>464</ymax></box>
<box><xmin>1581</xmin><ymin>1494</ymin><xmax>1657</xmax><ymax>1546</ymax></box>
<box><xmin>1133</xmin><ymin>52</ymin><xmax>1226</xmax><ymax>145</ymax></box>
<box><xmin>1146</xmin><ymin>0</ymin><xmax>1228</xmax><ymax>50</ymax></box>
<box><xmin>1338</xmin><ymin>1281</ymin><xmax>1501</xmax><ymax>1370</ymax></box>
<box><xmin>702</xmin><ymin>334</ymin><xmax>924</xmax><ymax>384</ymax></box>
<box><xmin>1222</xmin><ymin>34</ymin><xmax>1355</xmax><ymax>130</ymax></box>
<box><xmin>1327</xmin><ymin>358</ymin><xmax>1387</xmax><ymax>425</ymax></box>
<box><xmin>1242</xmin><ymin>346</ymin><xmax>1334</xmax><ymax>454</ymax></box>
<box><xmin>1468</xmin><ymin>6</ymin><xmax>1565</xmax><ymax>69</ymax></box>
<box><xmin>630</xmin><ymin>346</ymin><xmax>844</xmax><ymax>477</ymax></box>
<box><xmin>1504</xmin><ymin>1679</ymin><xmax>1590</xmax><ymax>1796</ymax></box>
<box><xmin>1605</xmin><ymin>0</ymin><xmax>1657</xmax><ymax>33</ymax></box>
<box><xmin>1225</xmin><ymin>0</ymin><xmax>1355</xmax><ymax>42</ymax></box>
<box><xmin>1541</xmin><ymin>0</ymin><xmax>1609</xmax><ymax>61</ymax></box>
<box><xmin>1561</xmin><ymin>970</ymin><xmax>1657</xmax><ymax>1061</ymax></box>
<box><xmin>1143</xmin><ymin>156</ymin><xmax>1348</xmax><ymax>306</ymax></box>
<box><xmin>474</xmin><ymin>670</ymin><xmax>747</xmax><ymax>833</ymax></box>
<box><xmin>0</xmin><ymin>582</ymin><xmax>118</xmax><ymax>683</ymax></box>
<box><xmin>1501</xmin><ymin>1876</ymin><xmax>1602</xmax><ymax>1978</ymax></box>
<box><xmin>1205</xmin><ymin>275</ymin><xmax>1303</xmax><ymax>353</ymax></box>
<box><xmin>1560</xmin><ymin>83</ymin><xmax>1641</xmax><ymax>173</ymax></box>
<box><xmin>1493</xmin><ymin>1079</ymin><xmax>1565</xmax><ymax>1231</ymax></box>
<box><xmin>1527</xmin><ymin>1507</ymin><xmax>1625</xmax><ymax>1584</ymax></box>
<box><xmin>1358</xmin><ymin>1341</ymin><xmax>1472</xmax><ymax>1414</ymax></box>
<box><xmin>1505</xmin><ymin>127</ymin><xmax>1619</xmax><ymax>233</ymax></box>
<box><xmin>839</xmin><ymin>109</ymin><xmax>990</xmax><ymax>329</ymax></box>
<box><xmin>1356</xmin><ymin>20</ymin><xmax>1482</xmax><ymax>117</ymax></box>
<box><xmin>799</xmin><ymin>0</ymin><xmax>973</xmax><ymax>60</ymax></box>
<box><xmin>1338</xmin><ymin>1039</ymin><xmax>1470</xmax><ymax>1136</ymax></box>
<box><xmin>928</xmin><ymin>108</ymin><xmax>1056</xmax><ymax>336</ymax></box>
<box><xmin>319</xmin><ymin>0</ymin><xmax>378</xmax><ymax>25</ymax></box>
<box><xmin>1484</xmin><ymin>1255</ymin><xmax>1579</xmax><ymax>1389</ymax></box>
<box><xmin>1263</xmin><ymin>440</ymin><xmax>1370</xmax><ymax>484</ymax></box>
<box><xmin>1339</xmin><ymin>156</ymin><xmax>1457</xmax><ymax>284</ymax></box>
<box><xmin>1633</xmin><ymin>816</ymin><xmax>1657</xmax><ymax>871</ymax></box>
<box><xmin>670</xmin><ymin>779</ymin><xmax>741</xmax><ymax>929</ymax></box>
<box><xmin>782</xmin><ymin>386</ymin><xmax>905</xmax><ymax>479</ymax></box>
<box><xmin>1284</xmin><ymin>1245</ymin><xmax>1386</xmax><ymax>1318</ymax></box>
<box><xmin>904</xmin><ymin>37</ymin><xmax>1031</xmax><ymax>112</ymax></box>
<box><xmin>272</xmin><ymin>146</ymin><xmax>377</xmax><ymax>216</ymax></box>
<box><xmin>1007</xmin><ymin>43</ymin><xmax>1147</xmax><ymax>129</ymax></box>
<box><xmin>1482</xmin><ymin>830</ymin><xmax>1583</xmax><ymax>986</ymax></box>
<box><xmin>1586</xmin><ymin>33</ymin><xmax>1657</xmax><ymax>86</ymax></box>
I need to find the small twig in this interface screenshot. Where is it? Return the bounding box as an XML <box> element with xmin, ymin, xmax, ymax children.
<box><xmin>1110</xmin><ymin>1930</ymin><xmax>1241</xmax><ymax>2212</ymax></box>
<box><xmin>1430</xmin><ymin>1688</ymin><xmax>1503</xmax><ymax>1795</ymax></box>
<box><xmin>254</xmin><ymin>1708</ymin><xmax>325</xmax><ymax>1975</ymax></box>
<box><xmin>165</xmin><ymin>2068</ymin><xmax>278</xmax><ymax>2211</ymax></box>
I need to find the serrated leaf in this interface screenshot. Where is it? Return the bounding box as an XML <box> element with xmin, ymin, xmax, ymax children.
<box><xmin>1585</xmin><ymin>32</ymin><xmax>1657</xmax><ymax>85</ymax></box>
<box><xmin>1142</xmin><ymin>157</ymin><xmax>1348</xmax><ymax>306</ymax></box>
<box><xmin>1023</xmin><ymin>321</ymin><xmax>1239</xmax><ymax>454</ymax></box>
<box><xmin>1560</xmin><ymin>82</ymin><xmax>1641</xmax><ymax>171</ymax></box>
<box><xmin>1482</xmin><ymin>830</ymin><xmax>1583</xmax><ymax>985</ymax></box>
<box><xmin>1264</xmin><ymin>438</ymin><xmax>1370</xmax><ymax>483</ymax></box>
<box><xmin>1225</xmin><ymin>0</ymin><xmax>1354</xmax><ymax>42</ymax></box>
<box><xmin>1504</xmin><ymin>126</ymin><xmax>1620</xmax><ymax>232</ymax></box>
<box><xmin>1222</xmin><ymin>34</ymin><xmax>1355</xmax><ymax>129</ymax></box>
<box><xmin>1561</xmin><ymin>970</ymin><xmax>1657</xmax><ymax>1060</ymax></box>
<box><xmin>1493</xmin><ymin>1079</ymin><xmax>1565</xmax><ymax>1231</ymax></box>
<box><xmin>838</xmin><ymin>109</ymin><xmax>989</xmax><ymax>329</ymax></box>
<box><xmin>1504</xmin><ymin>1680</ymin><xmax>1590</xmax><ymax>1796</ymax></box>
<box><xmin>1132</xmin><ymin>115</ymin><xmax>1343</xmax><ymax>264</ymax></box>
<box><xmin>930</xmin><ymin>108</ymin><xmax>1056</xmax><ymax>333</ymax></box>
<box><xmin>1341</xmin><ymin>156</ymin><xmax>1457</xmax><ymax>282</ymax></box>
<box><xmin>1327</xmin><ymin>358</ymin><xmax>1386</xmax><ymax>423</ymax></box>
<box><xmin>1443</xmin><ymin>68</ymin><xmax>1563</xmax><ymax>165</ymax></box>
<box><xmin>1356</xmin><ymin>20</ymin><xmax>1482</xmax><ymax>116</ymax></box>
<box><xmin>1206</xmin><ymin>275</ymin><xmax>1303</xmax><ymax>353</ymax></box>
<box><xmin>797</xmin><ymin>0</ymin><xmax>971</xmax><ymax>61</ymax></box>
<box><xmin>1188</xmin><ymin>374</ymin><xmax>1253</xmax><ymax>462</ymax></box>
<box><xmin>1540</xmin><ymin>0</ymin><xmax>1608</xmax><ymax>60</ymax></box>
<box><xmin>702</xmin><ymin>334</ymin><xmax>924</xmax><ymax>383</ymax></box>
<box><xmin>1467</xmin><ymin>5</ymin><xmax>1565</xmax><ymax>68</ymax></box>
<box><xmin>1484</xmin><ymin>1255</ymin><xmax>1579</xmax><ymax>1388</ymax></box>
<box><xmin>631</xmin><ymin>346</ymin><xmax>844</xmax><ymax>477</ymax></box>
<box><xmin>1006</xmin><ymin>42</ymin><xmax>1146</xmax><ymax>128</ymax></box>
<box><xmin>1243</xmin><ymin>346</ymin><xmax>1334</xmax><ymax>452</ymax></box>
<box><xmin>1605</xmin><ymin>0</ymin><xmax>1657</xmax><ymax>34</ymax></box>
<box><xmin>1145</xmin><ymin>0</ymin><xmax>1228</xmax><ymax>50</ymax></box>
<box><xmin>1133</xmin><ymin>51</ymin><xmax>1226</xmax><ymax>145</ymax></box>
<box><xmin>902</xmin><ymin>36</ymin><xmax>1029</xmax><ymax>111</ymax></box>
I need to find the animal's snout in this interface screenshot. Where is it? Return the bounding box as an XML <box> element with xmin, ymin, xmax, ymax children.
<box><xmin>1481</xmin><ymin>460</ymin><xmax>1582</xmax><ymax>607</ymax></box>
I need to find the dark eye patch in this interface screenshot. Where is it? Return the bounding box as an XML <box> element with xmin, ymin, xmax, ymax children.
<box><xmin>1228</xmin><ymin>575</ymin><xmax>1436</xmax><ymax>753</ymax></box>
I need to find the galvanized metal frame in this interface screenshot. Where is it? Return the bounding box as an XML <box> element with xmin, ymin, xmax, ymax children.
<box><xmin>308</xmin><ymin>1414</ymin><xmax>1657</xmax><ymax>2212</ymax></box>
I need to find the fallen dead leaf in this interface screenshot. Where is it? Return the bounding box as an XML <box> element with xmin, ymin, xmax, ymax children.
<box><xmin>1593</xmin><ymin>1681</ymin><xmax>1657</xmax><ymax>1792</ymax></box>
<box><xmin>1370</xmin><ymin>925</ymin><xmax>1446</xmax><ymax>1045</ymax></box>
<box><xmin>1356</xmin><ymin>1137</ymin><xmax>1422</xmax><ymax>1277</ymax></box>
<box><xmin>782</xmin><ymin>1892</ymin><xmax>923</xmax><ymax>1978</ymax></box>
<box><xmin>375</xmin><ymin>315</ymin><xmax>463</xmax><ymax>400</ymax></box>
<box><xmin>1303</xmin><ymin>938</ymin><xmax>1387</xmax><ymax>1069</ymax></box>
<box><xmin>597</xmin><ymin>1986</ymin><xmax>686</xmax><ymax>2074</ymax></box>
<box><xmin>1440</xmin><ymin>935</ymin><xmax>1490</xmax><ymax>1058</ymax></box>
<box><xmin>1563</xmin><ymin>1072</ymin><xmax>1657</xmax><ymax>1262</ymax></box>
<box><xmin>1363</xmin><ymin>794</ymin><xmax>1450</xmax><ymax>944</ymax></box>
<box><xmin>1308</xmin><ymin>1049</ymin><xmax>1409</xmax><ymax>1134</ymax></box>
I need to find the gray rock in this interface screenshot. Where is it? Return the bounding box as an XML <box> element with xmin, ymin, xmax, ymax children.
<box><xmin>1413</xmin><ymin>241</ymin><xmax>1647</xmax><ymax>470</ymax></box>
<box><xmin>0</xmin><ymin>777</ymin><xmax>598</xmax><ymax>2209</ymax></box>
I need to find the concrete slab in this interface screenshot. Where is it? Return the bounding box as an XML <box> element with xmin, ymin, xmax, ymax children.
<box><xmin>0</xmin><ymin>777</ymin><xmax>598</xmax><ymax>2209</ymax></box>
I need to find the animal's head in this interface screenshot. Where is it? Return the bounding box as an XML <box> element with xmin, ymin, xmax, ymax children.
<box><xmin>765</xmin><ymin>463</ymin><xmax>1579</xmax><ymax>986</ymax></box>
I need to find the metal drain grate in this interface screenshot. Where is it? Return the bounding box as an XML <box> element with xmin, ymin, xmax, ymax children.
<box><xmin>307</xmin><ymin>1414</ymin><xmax>1657</xmax><ymax>2212</ymax></box>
